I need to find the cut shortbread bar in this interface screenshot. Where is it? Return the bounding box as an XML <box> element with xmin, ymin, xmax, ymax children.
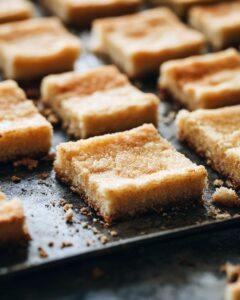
<box><xmin>212</xmin><ymin>187</ymin><xmax>240</xmax><ymax>207</ymax></box>
<box><xmin>189</xmin><ymin>1</ymin><xmax>240</xmax><ymax>50</ymax></box>
<box><xmin>54</xmin><ymin>124</ymin><xmax>207</xmax><ymax>222</ymax></box>
<box><xmin>159</xmin><ymin>49</ymin><xmax>240</xmax><ymax>110</ymax></box>
<box><xmin>150</xmin><ymin>0</ymin><xmax>220</xmax><ymax>17</ymax></box>
<box><xmin>176</xmin><ymin>106</ymin><xmax>240</xmax><ymax>188</ymax></box>
<box><xmin>41</xmin><ymin>66</ymin><xmax>159</xmax><ymax>138</ymax></box>
<box><xmin>0</xmin><ymin>191</ymin><xmax>30</xmax><ymax>244</ymax></box>
<box><xmin>0</xmin><ymin>17</ymin><xmax>81</xmax><ymax>80</ymax></box>
<box><xmin>91</xmin><ymin>8</ymin><xmax>206</xmax><ymax>78</ymax></box>
<box><xmin>0</xmin><ymin>80</ymin><xmax>52</xmax><ymax>162</ymax></box>
<box><xmin>41</xmin><ymin>0</ymin><xmax>141</xmax><ymax>27</ymax></box>
<box><xmin>0</xmin><ymin>0</ymin><xmax>33</xmax><ymax>24</ymax></box>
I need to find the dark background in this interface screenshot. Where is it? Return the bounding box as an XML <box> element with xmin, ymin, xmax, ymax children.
<box><xmin>2</xmin><ymin>226</ymin><xmax>240</xmax><ymax>300</ymax></box>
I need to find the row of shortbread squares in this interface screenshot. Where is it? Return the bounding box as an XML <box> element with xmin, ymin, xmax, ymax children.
<box><xmin>0</xmin><ymin>3</ymin><xmax>240</xmax><ymax>241</ymax></box>
<box><xmin>1</xmin><ymin>0</ymin><xmax>238</xmax><ymax>30</ymax></box>
<box><xmin>0</xmin><ymin>67</ymin><xmax>239</xmax><ymax>241</ymax></box>
<box><xmin>0</xmin><ymin>4</ymin><xmax>239</xmax><ymax>80</ymax></box>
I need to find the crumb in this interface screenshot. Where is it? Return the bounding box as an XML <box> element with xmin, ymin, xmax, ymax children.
<box><xmin>163</xmin><ymin>111</ymin><xmax>176</xmax><ymax>124</ymax></box>
<box><xmin>59</xmin><ymin>198</ymin><xmax>66</xmax><ymax>206</ymax></box>
<box><xmin>213</xmin><ymin>179</ymin><xmax>224</xmax><ymax>187</ymax></box>
<box><xmin>11</xmin><ymin>175</ymin><xmax>21</xmax><ymax>183</ymax></box>
<box><xmin>92</xmin><ymin>227</ymin><xmax>100</xmax><ymax>235</ymax></box>
<box><xmin>61</xmin><ymin>241</ymin><xmax>73</xmax><ymax>249</ymax></box>
<box><xmin>38</xmin><ymin>247</ymin><xmax>48</xmax><ymax>258</ymax></box>
<box><xmin>92</xmin><ymin>267</ymin><xmax>105</xmax><ymax>279</ymax></box>
<box><xmin>81</xmin><ymin>221</ymin><xmax>88</xmax><ymax>229</ymax></box>
<box><xmin>226</xmin><ymin>180</ymin><xmax>234</xmax><ymax>188</ymax></box>
<box><xmin>65</xmin><ymin>208</ymin><xmax>73</xmax><ymax>223</ymax></box>
<box><xmin>99</xmin><ymin>235</ymin><xmax>109</xmax><ymax>245</ymax></box>
<box><xmin>39</xmin><ymin>172</ymin><xmax>49</xmax><ymax>180</ymax></box>
<box><xmin>63</xmin><ymin>203</ymin><xmax>73</xmax><ymax>212</ymax></box>
<box><xmin>48</xmin><ymin>241</ymin><xmax>54</xmax><ymax>247</ymax></box>
<box><xmin>212</xmin><ymin>187</ymin><xmax>240</xmax><ymax>207</ymax></box>
<box><xmin>13</xmin><ymin>159</ymin><xmax>38</xmax><ymax>170</ymax></box>
<box><xmin>41</xmin><ymin>153</ymin><xmax>56</xmax><ymax>162</ymax></box>
<box><xmin>207</xmin><ymin>205</ymin><xmax>231</xmax><ymax>220</ymax></box>
<box><xmin>110</xmin><ymin>230</ymin><xmax>118</xmax><ymax>237</ymax></box>
<box><xmin>80</xmin><ymin>207</ymin><xmax>90</xmax><ymax>215</ymax></box>
<box><xmin>86</xmin><ymin>240</ymin><xmax>94</xmax><ymax>247</ymax></box>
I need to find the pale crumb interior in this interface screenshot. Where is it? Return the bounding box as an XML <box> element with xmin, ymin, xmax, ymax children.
<box><xmin>54</xmin><ymin>124</ymin><xmax>207</xmax><ymax>222</ymax></box>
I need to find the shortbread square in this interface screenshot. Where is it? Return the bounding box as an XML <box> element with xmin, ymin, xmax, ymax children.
<box><xmin>159</xmin><ymin>49</ymin><xmax>240</xmax><ymax>110</ymax></box>
<box><xmin>150</xmin><ymin>0</ymin><xmax>220</xmax><ymax>17</ymax></box>
<box><xmin>41</xmin><ymin>0</ymin><xmax>141</xmax><ymax>27</ymax></box>
<box><xmin>0</xmin><ymin>192</ymin><xmax>29</xmax><ymax>244</ymax></box>
<box><xmin>54</xmin><ymin>124</ymin><xmax>207</xmax><ymax>222</ymax></box>
<box><xmin>41</xmin><ymin>66</ymin><xmax>159</xmax><ymax>138</ymax></box>
<box><xmin>0</xmin><ymin>80</ymin><xmax>53</xmax><ymax>162</ymax></box>
<box><xmin>189</xmin><ymin>1</ymin><xmax>240</xmax><ymax>50</ymax></box>
<box><xmin>0</xmin><ymin>0</ymin><xmax>33</xmax><ymax>24</ymax></box>
<box><xmin>176</xmin><ymin>106</ymin><xmax>240</xmax><ymax>188</ymax></box>
<box><xmin>91</xmin><ymin>8</ymin><xmax>206</xmax><ymax>78</ymax></box>
<box><xmin>0</xmin><ymin>17</ymin><xmax>81</xmax><ymax>80</ymax></box>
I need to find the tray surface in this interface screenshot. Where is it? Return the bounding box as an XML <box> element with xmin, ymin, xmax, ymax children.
<box><xmin>0</xmin><ymin>2</ymin><xmax>240</xmax><ymax>277</ymax></box>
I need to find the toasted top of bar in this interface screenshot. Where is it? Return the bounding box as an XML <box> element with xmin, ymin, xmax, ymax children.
<box><xmin>0</xmin><ymin>80</ymin><xmax>50</xmax><ymax>133</ymax></box>
<box><xmin>161</xmin><ymin>49</ymin><xmax>240</xmax><ymax>88</ymax></box>
<box><xmin>42</xmin><ymin>66</ymin><xmax>129</xmax><ymax>102</ymax></box>
<box><xmin>190</xmin><ymin>1</ymin><xmax>240</xmax><ymax>27</ymax></box>
<box><xmin>0</xmin><ymin>17</ymin><xmax>80</xmax><ymax>54</ymax></box>
<box><xmin>0</xmin><ymin>0</ymin><xmax>33</xmax><ymax>23</ymax></box>
<box><xmin>93</xmin><ymin>8</ymin><xmax>205</xmax><ymax>55</ymax></box>
<box><xmin>179</xmin><ymin>106</ymin><xmax>240</xmax><ymax>149</ymax></box>
<box><xmin>0</xmin><ymin>198</ymin><xmax>24</xmax><ymax>222</ymax></box>
<box><xmin>57</xmin><ymin>124</ymin><xmax>203</xmax><ymax>180</ymax></box>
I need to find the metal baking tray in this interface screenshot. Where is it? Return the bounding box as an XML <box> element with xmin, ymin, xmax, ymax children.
<box><xmin>1</xmin><ymin>2</ymin><xmax>240</xmax><ymax>278</ymax></box>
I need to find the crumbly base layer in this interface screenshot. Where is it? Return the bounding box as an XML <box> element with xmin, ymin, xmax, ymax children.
<box><xmin>55</xmin><ymin>166</ymin><xmax>206</xmax><ymax>223</ymax></box>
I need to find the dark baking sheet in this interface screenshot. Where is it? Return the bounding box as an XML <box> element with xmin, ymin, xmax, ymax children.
<box><xmin>1</xmin><ymin>2</ymin><xmax>240</xmax><ymax>278</ymax></box>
